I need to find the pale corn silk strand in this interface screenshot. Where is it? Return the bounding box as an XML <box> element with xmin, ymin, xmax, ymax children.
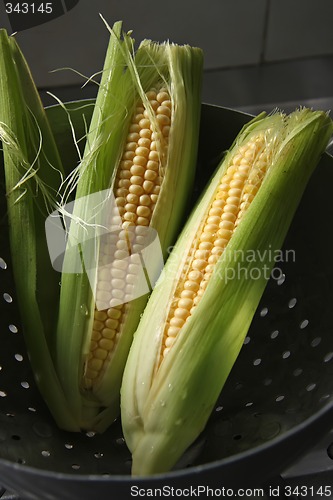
<box><xmin>160</xmin><ymin>129</ymin><xmax>275</xmax><ymax>363</ymax></box>
<box><xmin>83</xmin><ymin>86</ymin><xmax>172</xmax><ymax>389</ymax></box>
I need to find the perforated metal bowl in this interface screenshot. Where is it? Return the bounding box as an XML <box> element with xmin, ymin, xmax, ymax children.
<box><xmin>0</xmin><ymin>104</ymin><xmax>333</xmax><ymax>499</ymax></box>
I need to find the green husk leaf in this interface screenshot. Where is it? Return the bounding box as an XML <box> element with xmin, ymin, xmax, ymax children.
<box><xmin>0</xmin><ymin>29</ymin><xmax>78</xmax><ymax>431</ymax></box>
<box><xmin>55</xmin><ymin>21</ymin><xmax>203</xmax><ymax>431</ymax></box>
<box><xmin>54</xmin><ymin>20</ymin><xmax>129</xmax><ymax>428</ymax></box>
<box><xmin>120</xmin><ymin>108</ymin><xmax>333</xmax><ymax>475</ymax></box>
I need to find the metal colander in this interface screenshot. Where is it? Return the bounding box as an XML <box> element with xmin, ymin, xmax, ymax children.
<box><xmin>0</xmin><ymin>104</ymin><xmax>332</xmax><ymax>500</ymax></box>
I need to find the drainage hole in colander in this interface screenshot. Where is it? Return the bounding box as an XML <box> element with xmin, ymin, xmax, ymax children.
<box><xmin>306</xmin><ymin>383</ymin><xmax>316</xmax><ymax>392</ymax></box>
<box><xmin>14</xmin><ymin>353</ymin><xmax>23</xmax><ymax>362</ymax></box>
<box><xmin>253</xmin><ymin>358</ymin><xmax>261</xmax><ymax>366</ymax></box>
<box><xmin>20</xmin><ymin>381</ymin><xmax>30</xmax><ymax>389</ymax></box>
<box><xmin>11</xmin><ymin>435</ymin><xmax>21</xmax><ymax>441</ymax></box>
<box><xmin>293</xmin><ymin>368</ymin><xmax>303</xmax><ymax>377</ymax></box>
<box><xmin>288</xmin><ymin>298</ymin><xmax>297</xmax><ymax>308</ymax></box>
<box><xmin>3</xmin><ymin>292</ymin><xmax>13</xmax><ymax>304</ymax></box>
<box><xmin>324</xmin><ymin>352</ymin><xmax>333</xmax><ymax>363</ymax></box>
<box><xmin>65</xmin><ymin>443</ymin><xmax>74</xmax><ymax>450</ymax></box>
<box><xmin>9</xmin><ymin>324</ymin><xmax>18</xmax><ymax>334</ymax></box>
<box><xmin>282</xmin><ymin>350</ymin><xmax>291</xmax><ymax>359</ymax></box>
<box><xmin>94</xmin><ymin>452</ymin><xmax>104</xmax><ymax>459</ymax></box>
<box><xmin>311</xmin><ymin>337</ymin><xmax>322</xmax><ymax>347</ymax></box>
<box><xmin>245</xmin><ymin>402</ymin><xmax>253</xmax><ymax>407</ymax></box>
<box><xmin>270</xmin><ymin>330</ymin><xmax>279</xmax><ymax>339</ymax></box>
<box><xmin>0</xmin><ymin>391</ymin><xmax>7</xmax><ymax>397</ymax></box>
<box><xmin>28</xmin><ymin>407</ymin><xmax>37</xmax><ymax>413</ymax></box>
<box><xmin>86</xmin><ymin>431</ymin><xmax>96</xmax><ymax>438</ymax></box>
<box><xmin>0</xmin><ymin>257</ymin><xmax>7</xmax><ymax>270</ymax></box>
<box><xmin>277</xmin><ymin>274</ymin><xmax>286</xmax><ymax>285</ymax></box>
<box><xmin>275</xmin><ymin>395</ymin><xmax>285</xmax><ymax>402</ymax></box>
<box><xmin>260</xmin><ymin>307</ymin><xmax>268</xmax><ymax>317</ymax></box>
<box><xmin>215</xmin><ymin>406</ymin><xmax>223</xmax><ymax>412</ymax></box>
<box><xmin>6</xmin><ymin>413</ymin><xmax>15</xmax><ymax>418</ymax></box>
<box><xmin>263</xmin><ymin>378</ymin><xmax>272</xmax><ymax>386</ymax></box>
<box><xmin>115</xmin><ymin>437</ymin><xmax>125</xmax><ymax>445</ymax></box>
<box><xmin>233</xmin><ymin>434</ymin><xmax>242</xmax><ymax>440</ymax></box>
<box><xmin>41</xmin><ymin>450</ymin><xmax>51</xmax><ymax>457</ymax></box>
<box><xmin>300</xmin><ymin>319</ymin><xmax>309</xmax><ymax>329</ymax></box>
<box><xmin>72</xmin><ymin>464</ymin><xmax>80</xmax><ymax>470</ymax></box>
<box><xmin>243</xmin><ymin>336</ymin><xmax>250</xmax><ymax>345</ymax></box>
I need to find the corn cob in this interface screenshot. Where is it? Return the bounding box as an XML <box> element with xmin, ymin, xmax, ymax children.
<box><xmin>0</xmin><ymin>30</ymin><xmax>78</xmax><ymax>430</ymax></box>
<box><xmin>121</xmin><ymin>108</ymin><xmax>333</xmax><ymax>475</ymax></box>
<box><xmin>55</xmin><ymin>21</ymin><xmax>203</xmax><ymax>431</ymax></box>
<box><xmin>0</xmin><ymin>21</ymin><xmax>202</xmax><ymax>432</ymax></box>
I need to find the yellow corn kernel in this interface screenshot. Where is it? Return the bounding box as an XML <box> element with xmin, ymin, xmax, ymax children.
<box><xmin>83</xmin><ymin>87</ymin><xmax>172</xmax><ymax>389</ymax></box>
<box><xmin>161</xmin><ymin>133</ymin><xmax>269</xmax><ymax>359</ymax></box>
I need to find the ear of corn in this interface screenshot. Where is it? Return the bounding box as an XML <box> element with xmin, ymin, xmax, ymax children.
<box><xmin>54</xmin><ymin>21</ymin><xmax>203</xmax><ymax>431</ymax></box>
<box><xmin>121</xmin><ymin>108</ymin><xmax>333</xmax><ymax>475</ymax></box>
<box><xmin>0</xmin><ymin>30</ymin><xmax>79</xmax><ymax>430</ymax></box>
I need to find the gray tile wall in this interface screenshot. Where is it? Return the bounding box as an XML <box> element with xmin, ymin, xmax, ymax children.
<box><xmin>265</xmin><ymin>0</ymin><xmax>333</xmax><ymax>61</ymax></box>
<box><xmin>1</xmin><ymin>0</ymin><xmax>333</xmax><ymax>88</ymax></box>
